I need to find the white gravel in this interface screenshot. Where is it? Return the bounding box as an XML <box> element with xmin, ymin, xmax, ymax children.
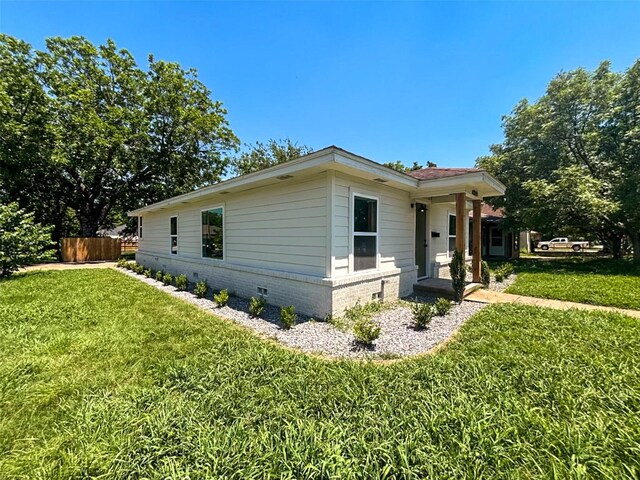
<box><xmin>117</xmin><ymin>267</ymin><xmax>486</xmax><ymax>359</ymax></box>
<box><xmin>487</xmin><ymin>274</ymin><xmax>517</xmax><ymax>292</ymax></box>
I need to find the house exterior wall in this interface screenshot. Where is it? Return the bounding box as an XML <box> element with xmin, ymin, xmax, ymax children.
<box><xmin>427</xmin><ymin>202</ymin><xmax>470</xmax><ymax>279</ymax></box>
<box><xmin>136</xmin><ymin>171</ymin><xmax>417</xmax><ymax>318</ymax></box>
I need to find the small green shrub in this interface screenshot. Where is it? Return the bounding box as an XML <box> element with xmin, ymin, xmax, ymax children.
<box><xmin>194</xmin><ymin>280</ymin><xmax>208</xmax><ymax>298</ymax></box>
<box><xmin>481</xmin><ymin>260</ymin><xmax>491</xmax><ymax>286</ymax></box>
<box><xmin>162</xmin><ymin>273</ymin><xmax>173</xmax><ymax>286</ymax></box>
<box><xmin>116</xmin><ymin>258</ymin><xmax>127</xmax><ymax>268</ymax></box>
<box><xmin>175</xmin><ymin>274</ymin><xmax>188</xmax><ymax>291</ymax></box>
<box><xmin>411</xmin><ymin>302</ymin><xmax>434</xmax><ymax>330</ymax></box>
<box><xmin>434</xmin><ymin>298</ymin><xmax>453</xmax><ymax>316</ymax></box>
<box><xmin>494</xmin><ymin>263</ymin><xmax>514</xmax><ymax>283</ymax></box>
<box><xmin>134</xmin><ymin>264</ymin><xmax>145</xmax><ymax>274</ymax></box>
<box><xmin>495</xmin><ymin>272</ymin><xmax>504</xmax><ymax>283</ymax></box>
<box><xmin>249</xmin><ymin>296</ymin><xmax>266</xmax><ymax>318</ymax></box>
<box><xmin>353</xmin><ymin>317</ymin><xmax>381</xmax><ymax>346</ymax></box>
<box><xmin>155</xmin><ymin>270</ymin><xmax>164</xmax><ymax>282</ymax></box>
<box><xmin>213</xmin><ymin>289</ymin><xmax>229</xmax><ymax>307</ymax></box>
<box><xmin>449</xmin><ymin>250</ymin><xmax>467</xmax><ymax>303</ymax></box>
<box><xmin>143</xmin><ymin>268</ymin><xmax>152</xmax><ymax>278</ymax></box>
<box><xmin>280</xmin><ymin>305</ymin><xmax>296</xmax><ymax>329</ymax></box>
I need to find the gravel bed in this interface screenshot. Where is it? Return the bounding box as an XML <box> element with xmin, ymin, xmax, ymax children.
<box><xmin>487</xmin><ymin>274</ymin><xmax>517</xmax><ymax>292</ymax></box>
<box><xmin>117</xmin><ymin>267</ymin><xmax>486</xmax><ymax>359</ymax></box>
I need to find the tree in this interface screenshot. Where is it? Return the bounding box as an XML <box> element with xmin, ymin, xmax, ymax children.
<box><xmin>0</xmin><ymin>34</ymin><xmax>238</xmax><ymax>238</ymax></box>
<box><xmin>477</xmin><ymin>60</ymin><xmax>640</xmax><ymax>259</ymax></box>
<box><xmin>382</xmin><ymin>160</ymin><xmax>437</xmax><ymax>172</ymax></box>
<box><xmin>230</xmin><ymin>138</ymin><xmax>312</xmax><ymax>176</ymax></box>
<box><xmin>0</xmin><ymin>203</ymin><xmax>54</xmax><ymax>277</ymax></box>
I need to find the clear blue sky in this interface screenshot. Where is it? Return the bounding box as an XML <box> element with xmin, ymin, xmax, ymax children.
<box><xmin>2</xmin><ymin>1</ymin><xmax>639</xmax><ymax>168</ymax></box>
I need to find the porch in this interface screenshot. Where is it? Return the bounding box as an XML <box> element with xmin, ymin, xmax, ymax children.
<box><xmin>413</xmin><ymin>278</ymin><xmax>483</xmax><ymax>299</ymax></box>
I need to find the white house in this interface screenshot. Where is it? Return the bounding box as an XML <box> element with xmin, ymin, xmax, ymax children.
<box><xmin>129</xmin><ymin>146</ymin><xmax>505</xmax><ymax>317</ymax></box>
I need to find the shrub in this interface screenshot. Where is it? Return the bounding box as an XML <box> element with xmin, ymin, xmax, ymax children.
<box><xmin>434</xmin><ymin>298</ymin><xmax>453</xmax><ymax>316</ymax></box>
<box><xmin>495</xmin><ymin>272</ymin><xmax>504</xmax><ymax>283</ymax></box>
<box><xmin>353</xmin><ymin>317</ymin><xmax>381</xmax><ymax>346</ymax></box>
<box><xmin>162</xmin><ymin>273</ymin><xmax>172</xmax><ymax>286</ymax></box>
<box><xmin>213</xmin><ymin>289</ymin><xmax>229</xmax><ymax>307</ymax></box>
<box><xmin>449</xmin><ymin>250</ymin><xmax>467</xmax><ymax>303</ymax></box>
<box><xmin>134</xmin><ymin>263</ymin><xmax>145</xmax><ymax>274</ymax></box>
<box><xmin>494</xmin><ymin>263</ymin><xmax>514</xmax><ymax>283</ymax></box>
<box><xmin>280</xmin><ymin>305</ymin><xmax>296</xmax><ymax>329</ymax></box>
<box><xmin>143</xmin><ymin>268</ymin><xmax>152</xmax><ymax>278</ymax></box>
<box><xmin>155</xmin><ymin>270</ymin><xmax>164</xmax><ymax>282</ymax></box>
<box><xmin>194</xmin><ymin>280</ymin><xmax>208</xmax><ymax>298</ymax></box>
<box><xmin>411</xmin><ymin>302</ymin><xmax>434</xmax><ymax>330</ymax></box>
<box><xmin>116</xmin><ymin>258</ymin><xmax>127</xmax><ymax>268</ymax></box>
<box><xmin>249</xmin><ymin>296</ymin><xmax>266</xmax><ymax>317</ymax></box>
<box><xmin>175</xmin><ymin>274</ymin><xmax>188</xmax><ymax>291</ymax></box>
<box><xmin>481</xmin><ymin>260</ymin><xmax>491</xmax><ymax>286</ymax></box>
<box><xmin>0</xmin><ymin>203</ymin><xmax>54</xmax><ymax>278</ymax></box>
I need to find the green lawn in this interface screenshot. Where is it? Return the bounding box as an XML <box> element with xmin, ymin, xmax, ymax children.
<box><xmin>505</xmin><ymin>257</ymin><xmax>640</xmax><ymax>310</ymax></box>
<box><xmin>1</xmin><ymin>270</ymin><xmax>639</xmax><ymax>479</ymax></box>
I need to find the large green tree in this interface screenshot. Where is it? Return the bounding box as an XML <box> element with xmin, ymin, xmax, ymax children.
<box><xmin>0</xmin><ymin>35</ymin><xmax>238</xmax><ymax>237</ymax></box>
<box><xmin>478</xmin><ymin>60</ymin><xmax>640</xmax><ymax>258</ymax></box>
<box><xmin>230</xmin><ymin>138</ymin><xmax>312</xmax><ymax>176</ymax></box>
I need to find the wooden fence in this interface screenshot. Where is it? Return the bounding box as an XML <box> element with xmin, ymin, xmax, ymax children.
<box><xmin>61</xmin><ymin>237</ymin><xmax>121</xmax><ymax>262</ymax></box>
<box><xmin>121</xmin><ymin>240</ymin><xmax>138</xmax><ymax>253</ymax></box>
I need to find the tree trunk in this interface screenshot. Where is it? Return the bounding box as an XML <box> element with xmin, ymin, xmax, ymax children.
<box><xmin>630</xmin><ymin>230</ymin><xmax>640</xmax><ymax>261</ymax></box>
<box><xmin>78</xmin><ymin>216</ymin><xmax>100</xmax><ymax>237</ymax></box>
<box><xmin>611</xmin><ymin>234</ymin><xmax>622</xmax><ymax>259</ymax></box>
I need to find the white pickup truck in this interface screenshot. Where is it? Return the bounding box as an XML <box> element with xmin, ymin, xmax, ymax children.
<box><xmin>537</xmin><ymin>237</ymin><xmax>589</xmax><ymax>252</ymax></box>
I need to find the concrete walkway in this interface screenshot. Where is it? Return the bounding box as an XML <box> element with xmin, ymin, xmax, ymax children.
<box><xmin>22</xmin><ymin>261</ymin><xmax>117</xmax><ymax>272</ymax></box>
<box><xmin>466</xmin><ymin>288</ymin><xmax>640</xmax><ymax>319</ymax></box>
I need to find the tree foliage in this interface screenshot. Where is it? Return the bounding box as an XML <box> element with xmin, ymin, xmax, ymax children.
<box><xmin>0</xmin><ymin>34</ymin><xmax>238</xmax><ymax>238</ymax></box>
<box><xmin>0</xmin><ymin>203</ymin><xmax>54</xmax><ymax>277</ymax></box>
<box><xmin>230</xmin><ymin>138</ymin><xmax>312</xmax><ymax>176</ymax></box>
<box><xmin>477</xmin><ymin>60</ymin><xmax>640</xmax><ymax>258</ymax></box>
<box><xmin>382</xmin><ymin>160</ymin><xmax>437</xmax><ymax>173</ymax></box>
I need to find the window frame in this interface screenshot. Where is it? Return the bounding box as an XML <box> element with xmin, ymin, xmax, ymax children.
<box><xmin>447</xmin><ymin>212</ymin><xmax>456</xmax><ymax>259</ymax></box>
<box><xmin>169</xmin><ymin>215</ymin><xmax>178</xmax><ymax>255</ymax></box>
<box><xmin>200</xmin><ymin>204</ymin><xmax>225</xmax><ymax>262</ymax></box>
<box><xmin>350</xmin><ymin>192</ymin><xmax>380</xmax><ymax>273</ymax></box>
<box><xmin>138</xmin><ymin>216</ymin><xmax>143</xmax><ymax>240</ymax></box>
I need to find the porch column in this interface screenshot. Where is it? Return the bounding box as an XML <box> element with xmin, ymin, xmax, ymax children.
<box><xmin>455</xmin><ymin>193</ymin><xmax>466</xmax><ymax>258</ymax></box>
<box><xmin>472</xmin><ymin>199</ymin><xmax>482</xmax><ymax>283</ymax></box>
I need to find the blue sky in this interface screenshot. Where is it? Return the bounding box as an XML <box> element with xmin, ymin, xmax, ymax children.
<box><xmin>2</xmin><ymin>1</ymin><xmax>639</xmax><ymax>168</ymax></box>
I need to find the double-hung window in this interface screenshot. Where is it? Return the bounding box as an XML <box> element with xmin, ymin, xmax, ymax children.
<box><xmin>170</xmin><ymin>216</ymin><xmax>178</xmax><ymax>254</ymax></box>
<box><xmin>448</xmin><ymin>214</ymin><xmax>456</xmax><ymax>257</ymax></box>
<box><xmin>201</xmin><ymin>207</ymin><xmax>224</xmax><ymax>260</ymax></box>
<box><xmin>353</xmin><ymin>194</ymin><xmax>378</xmax><ymax>271</ymax></box>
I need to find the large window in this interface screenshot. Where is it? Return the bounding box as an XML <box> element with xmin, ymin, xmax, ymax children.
<box><xmin>353</xmin><ymin>195</ymin><xmax>378</xmax><ymax>271</ymax></box>
<box><xmin>170</xmin><ymin>216</ymin><xmax>178</xmax><ymax>254</ymax></box>
<box><xmin>202</xmin><ymin>207</ymin><xmax>224</xmax><ymax>259</ymax></box>
<box><xmin>448</xmin><ymin>214</ymin><xmax>456</xmax><ymax>257</ymax></box>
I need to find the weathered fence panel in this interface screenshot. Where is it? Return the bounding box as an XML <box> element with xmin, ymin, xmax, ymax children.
<box><xmin>121</xmin><ymin>240</ymin><xmax>138</xmax><ymax>253</ymax></box>
<box><xmin>61</xmin><ymin>237</ymin><xmax>121</xmax><ymax>262</ymax></box>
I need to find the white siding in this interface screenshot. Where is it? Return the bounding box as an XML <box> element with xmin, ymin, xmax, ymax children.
<box><xmin>332</xmin><ymin>172</ymin><xmax>414</xmax><ymax>278</ymax></box>
<box><xmin>138</xmin><ymin>175</ymin><xmax>327</xmax><ymax>277</ymax></box>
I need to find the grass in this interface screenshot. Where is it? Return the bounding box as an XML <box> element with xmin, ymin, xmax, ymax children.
<box><xmin>505</xmin><ymin>257</ymin><xmax>640</xmax><ymax>310</ymax></box>
<box><xmin>1</xmin><ymin>269</ymin><xmax>639</xmax><ymax>478</ymax></box>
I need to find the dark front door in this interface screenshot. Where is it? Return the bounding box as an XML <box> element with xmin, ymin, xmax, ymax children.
<box><xmin>415</xmin><ymin>203</ymin><xmax>428</xmax><ymax>278</ymax></box>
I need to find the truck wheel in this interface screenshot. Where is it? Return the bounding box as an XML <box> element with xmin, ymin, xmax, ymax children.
<box><xmin>541</xmin><ymin>245</ymin><xmax>549</xmax><ymax>251</ymax></box>
<box><xmin>572</xmin><ymin>245</ymin><xmax>581</xmax><ymax>252</ymax></box>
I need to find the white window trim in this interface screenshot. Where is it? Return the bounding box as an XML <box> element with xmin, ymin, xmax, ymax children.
<box><xmin>200</xmin><ymin>204</ymin><xmax>225</xmax><ymax>262</ymax></box>
<box><xmin>350</xmin><ymin>191</ymin><xmax>380</xmax><ymax>274</ymax></box>
<box><xmin>170</xmin><ymin>215</ymin><xmax>178</xmax><ymax>255</ymax></box>
<box><xmin>138</xmin><ymin>216</ymin><xmax>143</xmax><ymax>240</ymax></box>
<box><xmin>447</xmin><ymin>212</ymin><xmax>456</xmax><ymax>259</ymax></box>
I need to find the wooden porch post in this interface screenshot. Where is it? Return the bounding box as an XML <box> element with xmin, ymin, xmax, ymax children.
<box><xmin>455</xmin><ymin>193</ymin><xmax>466</xmax><ymax>259</ymax></box>
<box><xmin>472</xmin><ymin>200</ymin><xmax>482</xmax><ymax>283</ymax></box>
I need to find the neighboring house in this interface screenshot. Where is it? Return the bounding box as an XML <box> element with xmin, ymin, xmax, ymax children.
<box><xmin>129</xmin><ymin>146</ymin><xmax>505</xmax><ymax>317</ymax></box>
<box><xmin>468</xmin><ymin>204</ymin><xmax>519</xmax><ymax>260</ymax></box>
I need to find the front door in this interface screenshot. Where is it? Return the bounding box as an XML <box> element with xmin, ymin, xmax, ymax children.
<box><xmin>489</xmin><ymin>226</ymin><xmax>505</xmax><ymax>257</ymax></box>
<box><xmin>415</xmin><ymin>203</ymin><xmax>428</xmax><ymax>278</ymax></box>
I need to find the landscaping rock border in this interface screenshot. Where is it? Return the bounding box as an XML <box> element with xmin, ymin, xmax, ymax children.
<box><xmin>117</xmin><ymin>267</ymin><xmax>486</xmax><ymax>360</ymax></box>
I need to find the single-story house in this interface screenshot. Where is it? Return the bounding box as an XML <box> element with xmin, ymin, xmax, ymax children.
<box><xmin>468</xmin><ymin>204</ymin><xmax>519</xmax><ymax>260</ymax></box>
<box><xmin>129</xmin><ymin>146</ymin><xmax>505</xmax><ymax>318</ymax></box>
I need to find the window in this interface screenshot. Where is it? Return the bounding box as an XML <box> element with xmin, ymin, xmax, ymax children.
<box><xmin>491</xmin><ymin>227</ymin><xmax>503</xmax><ymax>247</ymax></box>
<box><xmin>353</xmin><ymin>195</ymin><xmax>378</xmax><ymax>271</ymax></box>
<box><xmin>138</xmin><ymin>216</ymin><xmax>143</xmax><ymax>239</ymax></box>
<box><xmin>170</xmin><ymin>216</ymin><xmax>178</xmax><ymax>254</ymax></box>
<box><xmin>448</xmin><ymin>214</ymin><xmax>456</xmax><ymax>257</ymax></box>
<box><xmin>201</xmin><ymin>207</ymin><xmax>224</xmax><ymax>259</ymax></box>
